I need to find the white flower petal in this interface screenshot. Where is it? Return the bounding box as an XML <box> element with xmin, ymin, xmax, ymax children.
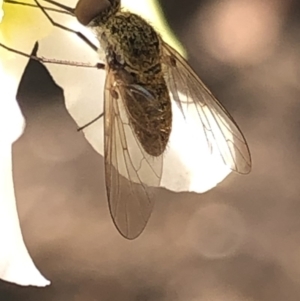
<box><xmin>0</xmin><ymin>145</ymin><xmax>49</xmax><ymax>286</ymax></box>
<box><xmin>38</xmin><ymin>16</ymin><xmax>105</xmax><ymax>155</ymax></box>
<box><xmin>0</xmin><ymin>0</ymin><xmax>3</xmax><ymax>23</ymax></box>
<box><xmin>162</xmin><ymin>101</ymin><xmax>231</xmax><ymax>193</ymax></box>
<box><xmin>0</xmin><ymin>58</ymin><xmax>50</xmax><ymax>286</ymax></box>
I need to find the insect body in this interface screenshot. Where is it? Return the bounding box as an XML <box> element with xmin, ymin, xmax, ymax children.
<box><xmin>74</xmin><ymin>0</ymin><xmax>251</xmax><ymax>240</ymax></box>
<box><xmin>1</xmin><ymin>0</ymin><xmax>252</xmax><ymax>239</ymax></box>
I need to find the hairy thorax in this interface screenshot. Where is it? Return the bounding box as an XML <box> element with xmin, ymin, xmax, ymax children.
<box><xmin>95</xmin><ymin>12</ymin><xmax>161</xmax><ymax>80</ymax></box>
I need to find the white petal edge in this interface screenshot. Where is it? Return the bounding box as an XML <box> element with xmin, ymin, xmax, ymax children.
<box><xmin>161</xmin><ymin>99</ymin><xmax>231</xmax><ymax>193</ymax></box>
<box><xmin>0</xmin><ymin>57</ymin><xmax>50</xmax><ymax>286</ymax></box>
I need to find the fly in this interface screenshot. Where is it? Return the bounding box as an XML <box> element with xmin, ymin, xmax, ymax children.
<box><xmin>1</xmin><ymin>0</ymin><xmax>252</xmax><ymax>239</ymax></box>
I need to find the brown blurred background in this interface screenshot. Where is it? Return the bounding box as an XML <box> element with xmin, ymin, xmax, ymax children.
<box><xmin>2</xmin><ymin>0</ymin><xmax>300</xmax><ymax>300</ymax></box>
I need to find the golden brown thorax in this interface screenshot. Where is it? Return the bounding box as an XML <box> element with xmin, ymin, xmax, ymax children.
<box><xmin>90</xmin><ymin>0</ymin><xmax>172</xmax><ymax>156</ymax></box>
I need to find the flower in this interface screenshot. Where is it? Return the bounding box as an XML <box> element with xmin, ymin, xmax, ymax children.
<box><xmin>0</xmin><ymin>0</ymin><xmax>50</xmax><ymax>286</ymax></box>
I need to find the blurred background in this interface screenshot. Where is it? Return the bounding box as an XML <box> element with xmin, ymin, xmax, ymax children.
<box><xmin>2</xmin><ymin>0</ymin><xmax>300</xmax><ymax>300</ymax></box>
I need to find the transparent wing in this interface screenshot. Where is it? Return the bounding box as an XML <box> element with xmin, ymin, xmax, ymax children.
<box><xmin>162</xmin><ymin>43</ymin><xmax>251</xmax><ymax>174</ymax></box>
<box><xmin>104</xmin><ymin>72</ymin><xmax>163</xmax><ymax>240</ymax></box>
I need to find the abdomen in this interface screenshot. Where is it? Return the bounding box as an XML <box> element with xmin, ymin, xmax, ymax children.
<box><xmin>124</xmin><ymin>75</ymin><xmax>172</xmax><ymax>157</ymax></box>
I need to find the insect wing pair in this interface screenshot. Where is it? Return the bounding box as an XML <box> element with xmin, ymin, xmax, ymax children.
<box><xmin>104</xmin><ymin>45</ymin><xmax>251</xmax><ymax>239</ymax></box>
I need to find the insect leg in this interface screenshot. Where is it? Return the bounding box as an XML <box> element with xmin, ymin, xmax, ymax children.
<box><xmin>77</xmin><ymin>112</ymin><xmax>104</xmax><ymax>131</ymax></box>
<box><xmin>0</xmin><ymin>42</ymin><xmax>104</xmax><ymax>68</ymax></box>
<box><xmin>4</xmin><ymin>0</ymin><xmax>72</xmax><ymax>15</ymax></box>
<box><xmin>41</xmin><ymin>0</ymin><xmax>74</xmax><ymax>14</ymax></box>
<box><xmin>3</xmin><ymin>0</ymin><xmax>102</xmax><ymax>56</ymax></box>
<box><xmin>33</xmin><ymin>0</ymin><xmax>98</xmax><ymax>52</ymax></box>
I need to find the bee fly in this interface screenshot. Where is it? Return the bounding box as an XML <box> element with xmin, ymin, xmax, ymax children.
<box><xmin>1</xmin><ymin>0</ymin><xmax>252</xmax><ymax>239</ymax></box>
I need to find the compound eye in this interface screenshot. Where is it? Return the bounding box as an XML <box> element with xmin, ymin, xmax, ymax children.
<box><xmin>75</xmin><ymin>0</ymin><xmax>111</xmax><ymax>25</ymax></box>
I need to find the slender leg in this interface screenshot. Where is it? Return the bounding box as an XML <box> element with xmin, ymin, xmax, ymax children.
<box><xmin>0</xmin><ymin>42</ymin><xmax>105</xmax><ymax>68</ymax></box>
<box><xmin>2</xmin><ymin>0</ymin><xmax>105</xmax><ymax>127</ymax></box>
<box><xmin>4</xmin><ymin>0</ymin><xmax>72</xmax><ymax>15</ymax></box>
<box><xmin>32</xmin><ymin>0</ymin><xmax>106</xmax><ymax>126</ymax></box>
<box><xmin>41</xmin><ymin>0</ymin><xmax>75</xmax><ymax>14</ymax></box>
<box><xmin>2</xmin><ymin>0</ymin><xmax>104</xmax><ymax>66</ymax></box>
<box><xmin>77</xmin><ymin>112</ymin><xmax>104</xmax><ymax>131</ymax></box>
<box><xmin>33</xmin><ymin>0</ymin><xmax>98</xmax><ymax>51</ymax></box>
<box><xmin>3</xmin><ymin>0</ymin><xmax>98</xmax><ymax>52</ymax></box>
